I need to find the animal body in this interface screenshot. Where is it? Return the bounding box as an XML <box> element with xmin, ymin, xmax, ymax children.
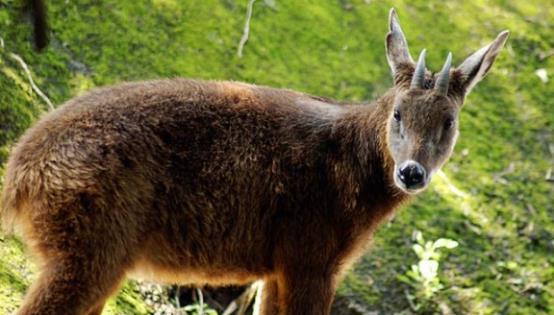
<box><xmin>1</xmin><ymin>9</ymin><xmax>508</xmax><ymax>315</ymax></box>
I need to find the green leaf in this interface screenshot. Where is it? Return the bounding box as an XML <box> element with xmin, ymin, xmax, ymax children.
<box><xmin>414</xmin><ymin>230</ymin><xmax>424</xmax><ymax>244</ymax></box>
<box><xmin>412</xmin><ymin>243</ymin><xmax>425</xmax><ymax>258</ymax></box>
<box><xmin>418</xmin><ymin>259</ymin><xmax>439</xmax><ymax>281</ymax></box>
<box><xmin>433</xmin><ymin>238</ymin><xmax>459</xmax><ymax>249</ymax></box>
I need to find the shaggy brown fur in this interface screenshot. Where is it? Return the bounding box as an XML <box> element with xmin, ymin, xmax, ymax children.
<box><xmin>1</xmin><ymin>9</ymin><xmax>507</xmax><ymax>315</ymax></box>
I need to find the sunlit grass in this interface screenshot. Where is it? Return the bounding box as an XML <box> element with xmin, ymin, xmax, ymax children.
<box><xmin>0</xmin><ymin>0</ymin><xmax>552</xmax><ymax>314</ymax></box>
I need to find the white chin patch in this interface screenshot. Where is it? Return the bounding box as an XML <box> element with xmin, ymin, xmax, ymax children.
<box><xmin>394</xmin><ymin>178</ymin><xmax>425</xmax><ymax>194</ymax></box>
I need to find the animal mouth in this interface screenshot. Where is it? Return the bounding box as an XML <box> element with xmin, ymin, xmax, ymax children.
<box><xmin>394</xmin><ymin>175</ymin><xmax>426</xmax><ymax>194</ymax></box>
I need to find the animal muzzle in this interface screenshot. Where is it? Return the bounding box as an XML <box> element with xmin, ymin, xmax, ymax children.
<box><xmin>395</xmin><ymin>160</ymin><xmax>427</xmax><ymax>192</ymax></box>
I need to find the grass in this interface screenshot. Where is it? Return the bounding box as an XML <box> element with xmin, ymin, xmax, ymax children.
<box><xmin>0</xmin><ymin>0</ymin><xmax>552</xmax><ymax>314</ymax></box>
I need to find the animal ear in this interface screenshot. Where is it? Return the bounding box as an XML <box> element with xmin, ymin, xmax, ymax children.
<box><xmin>385</xmin><ymin>8</ymin><xmax>414</xmax><ymax>77</ymax></box>
<box><xmin>457</xmin><ymin>31</ymin><xmax>509</xmax><ymax>95</ymax></box>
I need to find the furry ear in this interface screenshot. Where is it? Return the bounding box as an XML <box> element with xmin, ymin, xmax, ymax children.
<box><xmin>457</xmin><ymin>31</ymin><xmax>509</xmax><ymax>95</ymax></box>
<box><xmin>385</xmin><ymin>8</ymin><xmax>414</xmax><ymax>76</ymax></box>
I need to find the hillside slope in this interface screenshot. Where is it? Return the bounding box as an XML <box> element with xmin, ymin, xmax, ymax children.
<box><xmin>0</xmin><ymin>1</ymin><xmax>552</xmax><ymax>314</ymax></box>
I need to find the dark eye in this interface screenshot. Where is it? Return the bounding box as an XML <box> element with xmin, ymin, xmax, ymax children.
<box><xmin>444</xmin><ymin>118</ymin><xmax>454</xmax><ymax>129</ymax></box>
<box><xmin>393</xmin><ymin>110</ymin><xmax>401</xmax><ymax>122</ymax></box>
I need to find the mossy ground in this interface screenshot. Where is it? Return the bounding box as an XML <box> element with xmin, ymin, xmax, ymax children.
<box><xmin>0</xmin><ymin>0</ymin><xmax>552</xmax><ymax>314</ymax></box>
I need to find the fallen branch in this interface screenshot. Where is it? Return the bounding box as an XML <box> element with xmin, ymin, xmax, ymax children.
<box><xmin>222</xmin><ymin>280</ymin><xmax>262</xmax><ymax>315</ymax></box>
<box><xmin>0</xmin><ymin>35</ymin><xmax>54</xmax><ymax>111</ymax></box>
<box><xmin>196</xmin><ymin>288</ymin><xmax>205</xmax><ymax>315</ymax></box>
<box><xmin>237</xmin><ymin>0</ymin><xmax>256</xmax><ymax>58</ymax></box>
<box><xmin>251</xmin><ymin>280</ymin><xmax>263</xmax><ymax>315</ymax></box>
<box><xmin>8</xmin><ymin>52</ymin><xmax>54</xmax><ymax>111</ymax></box>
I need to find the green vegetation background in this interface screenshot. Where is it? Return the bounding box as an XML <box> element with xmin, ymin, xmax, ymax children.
<box><xmin>0</xmin><ymin>0</ymin><xmax>552</xmax><ymax>314</ymax></box>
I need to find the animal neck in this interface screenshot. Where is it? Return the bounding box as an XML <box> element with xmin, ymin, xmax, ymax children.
<box><xmin>330</xmin><ymin>90</ymin><xmax>408</xmax><ymax>214</ymax></box>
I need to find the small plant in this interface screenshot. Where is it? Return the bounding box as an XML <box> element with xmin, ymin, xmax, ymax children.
<box><xmin>177</xmin><ymin>288</ymin><xmax>218</xmax><ymax>315</ymax></box>
<box><xmin>398</xmin><ymin>230</ymin><xmax>458</xmax><ymax>311</ymax></box>
<box><xmin>181</xmin><ymin>303</ymin><xmax>218</xmax><ymax>315</ymax></box>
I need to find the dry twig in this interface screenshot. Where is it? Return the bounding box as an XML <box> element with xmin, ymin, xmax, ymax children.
<box><xmin>237</xmin><ymin>0</ymin><xmax>256</xmax><ymax>58</ymax></box>
<box><xmin>8</xmin><ymin>52</ymin><xmax>54</xmax><ymax>111</ymax></box>
<box><xmin>222</xmin><ymin>281</ymin><xmax>262</xmax><ymax>315</ymax></box>
<box><xmin>0</xmin><ymin>36</ymin><xmax>53</xmax><ymax>111</ymax></box>
<box><xmin>196</xmin><ymin>288</ymin><xmax>205</xmax><ymax>315</ymax></box>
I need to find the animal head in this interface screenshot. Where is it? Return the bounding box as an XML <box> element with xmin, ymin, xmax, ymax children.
<box><xmin>384</xmin><ymin>9</ymin><xmax>508</xmax><ymax>194</ymax></box>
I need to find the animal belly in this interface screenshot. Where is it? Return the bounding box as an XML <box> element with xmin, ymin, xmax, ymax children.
<box><xmin>127</xmin><ymin>258</ymin><xmax>265</xmax><ymax>287</ymax></box>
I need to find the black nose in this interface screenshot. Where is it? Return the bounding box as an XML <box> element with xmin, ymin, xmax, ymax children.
<box><xmin>398</xmin><ymin>161</ymin><xmax>426</xmax><ymax>189</ymax></box>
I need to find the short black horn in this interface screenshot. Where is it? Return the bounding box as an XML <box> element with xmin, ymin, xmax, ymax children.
<box><xmin>410</xmin><ymin>49</ymin><xmax>426</xmax><ymax>89</ymax></box>
<box><xmin>435</xmin><ymin>52</ymin><xmax>452</xmax><ymax>95</ymax></box>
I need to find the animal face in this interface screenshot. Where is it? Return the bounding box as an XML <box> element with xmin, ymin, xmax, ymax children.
<box><xmin>384</xmin><ymin>9</ymin><xmax>508</xmax><ymax>193</ymax></box>
<box><xmin>388</xmin><ymin>90</ymin><xmax>459</xmax><ymax>193</ymax></box>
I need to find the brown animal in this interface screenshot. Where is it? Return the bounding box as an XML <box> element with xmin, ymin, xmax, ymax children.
<box><xmin>1</xmin><ymin>9</ymin><xmax>508</xmax><ymax>315</ymax></box>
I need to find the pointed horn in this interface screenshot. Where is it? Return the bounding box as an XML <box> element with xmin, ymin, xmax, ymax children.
<box><xmin>435</xmin><ymin>52</ymin><xmax>452</xmax><ymax>95</ymax></box>
<box><xmin>410</xmin><ymin>49</ymin><xmax>426</xmax><ymax>89</ymax></box>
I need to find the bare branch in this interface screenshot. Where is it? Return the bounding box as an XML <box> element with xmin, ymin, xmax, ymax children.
<box><xmin>251</xmin><ymin>280</ymin><xmax>264</xmax><ymax>315</ymax></box>
<box><xmin>0</xmin><ymin>35</ymin><xmax>53</xmax><ymax>111</ymax></box>
<box><xmin>222</xmin><ymin>280</ymin><xmax>262</xmax><ymax>315</ymax></box>
<box><xmin>237</xmin><ymin>0</ymin><xmax>256</xmax><ymax>58</ymax></box>
<box><xmin>196</xmin><ymin>288</ymin><xmax>205</xmax><ymax>315</ymax></box>
<box><xmin>8</xmin><ymin>52</ymin><xmax>54</xmax><ymax>111</ymax></box>
<box><xmin>174</xmin><ymin>286</ymin><xmax>181</xmax><ymax>309</ymax></box>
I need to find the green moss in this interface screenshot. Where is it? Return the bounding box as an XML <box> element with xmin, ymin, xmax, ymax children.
<box><xmin>0</xmin><ymin>0</ymin><xmax>552</xmax><ymax>314</ymax></box>
<box><xmin>0</xmin><ymin>236</ymin><xmax>34</xmax><ymax>315</ymax></box>
<box><xmin>104</xmin><ymin>282</ymin><xmax>151</xmax><ymax>315</ymax></box>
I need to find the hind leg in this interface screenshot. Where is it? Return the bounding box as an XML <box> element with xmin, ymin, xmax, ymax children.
<box><xmin>16</xmin><ymin>257</ymin><xmax>125</xmax><ymax>315</ymax></box>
